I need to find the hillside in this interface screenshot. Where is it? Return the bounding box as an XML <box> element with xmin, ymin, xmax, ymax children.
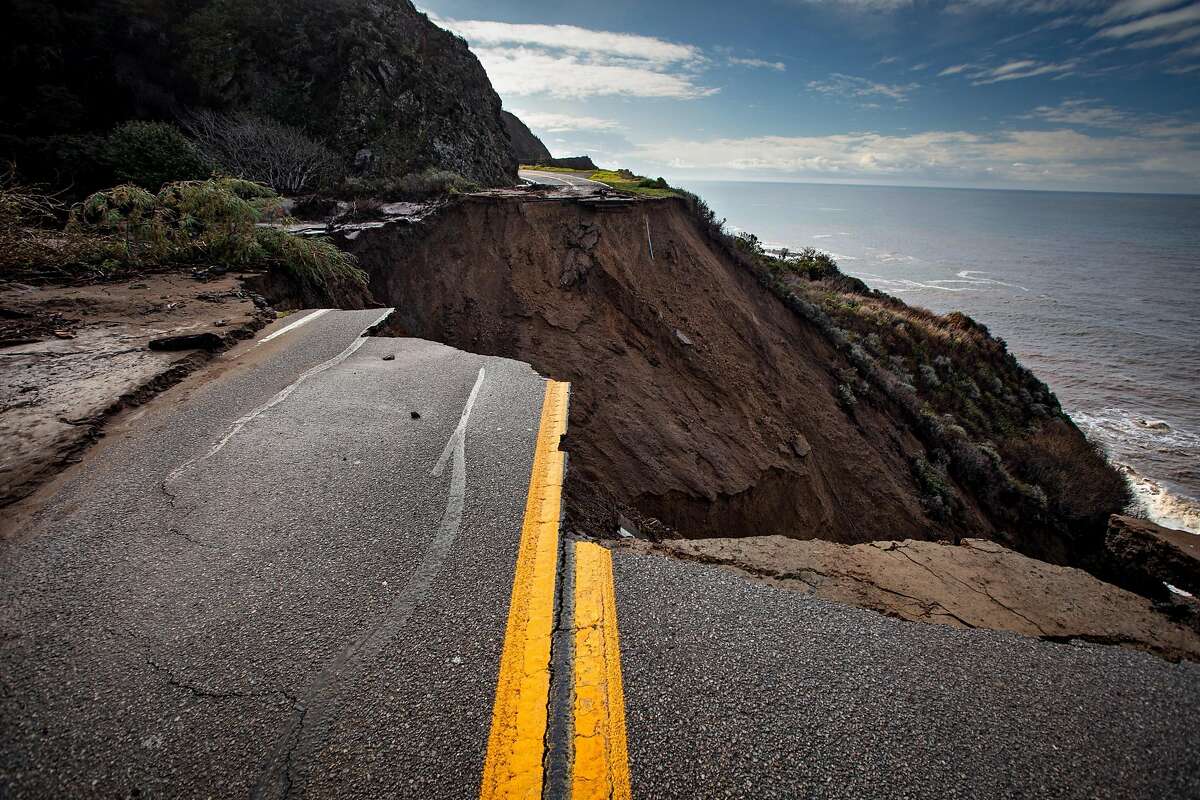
<box><xmin>501</xmin><ymin>112</ymin><xmax>553</xmax><ymax>163</ymax></box>
<box><xmin>0</xmin><ymin>0</ymin><xmax>516</xmax><ymax>191</ymax></box>
<box><xmin>343</xmin><ymin>193</ymin><xmax>1130</xmax><ymax>576</ymax></box>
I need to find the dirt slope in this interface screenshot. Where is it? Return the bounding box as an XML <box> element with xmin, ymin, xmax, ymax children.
<box><xmin>347</xmin><ymin>196</ymin><xmax>1001</xmax><ymax>546</ymax></box>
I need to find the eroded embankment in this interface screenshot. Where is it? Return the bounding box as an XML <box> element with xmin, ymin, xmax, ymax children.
<box><xmin>346</xmin><ymin>195</ymin><xmax>1005</xmax><ymax>549</ymax></box>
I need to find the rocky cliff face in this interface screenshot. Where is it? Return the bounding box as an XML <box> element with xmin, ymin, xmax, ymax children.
<box><xmin>502</xmin><ymin>112</ymin><xmax>552</xmax><ymax>164</ymax></box>
<box><xmin>1</xmin><ymin>0</ymin><xmax>517</xmax><ymax>188</ymax></box>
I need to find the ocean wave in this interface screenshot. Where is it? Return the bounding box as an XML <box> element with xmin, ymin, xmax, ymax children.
<box><xmin>851</xmin><ymin>272</ymin><xmax>973</xmax><ymax>292</ymax></box>
<box><xmin>1120</xmin><ymin>465</ymin><xmax>1200</xmax><ymax>534</ymax></box>
<box><xmin>1074</xmin><ymin>407</ymin><xmax>1200</xmax><ymax>453</ymax></box>
<box><xmin>1073</xmin><ymin>407</ymin><xmax>1200</xmax><ymax>534</ymax></box>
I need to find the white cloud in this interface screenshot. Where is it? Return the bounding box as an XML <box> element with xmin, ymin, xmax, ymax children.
<box><xmin>630</xmin><ymin>126</ymin><xmax>1200</xmax><ymax>188</ymax></box>
<box><xmin>1121</xmin><ymin>24</ymin><xmax>1200</xmax><ymax>47</ymax></box>
<box><xmin>509</xmin><ymin>110</ymin><xmax>619</xmax><ymax>132</ymax></box>
<box><xmin>938</xmin><ymin>63</ymin><xmax>971</xmax><ymax>76</ymax></box>
<box><xmin>428</xmin><ymin>15</ymin><xmax>716</xmax><ymax>100</ymax></box>
<box><xmin>1090</xmin><ymin>0</ymin><xmax>1190</xmax><ymax>26</ymax></box>
<box><xmin>1096</xmin><ymin>3</ymin><xmax>1200</xmax><ymax>37</ymax></box>
<box><xmin>1024</xmin><ymin>99</ymin><xmax>1200</xmax><ymax>137</ymax></box>
<box><xmin>728</xmin><ymin>56</ymin><xmax>787</xmax><ymax>71</ymax></box>
<box><xmin>807</xmin><ymin>72</ymin><xmax>919</xmax><ymax>102</ymax></box>
<box><xmin>958</xmin><ymin>58</ymin><xmax>1081</xmax><ymax>84</ymax></box>
<box><xmin>797</xmin><ymin>0</ymin><xmax>915</xmax><ymax>9</ymax></box>
<box><xmin>473</xmin><ymin>47</ymin><xmax>718</xmax><ymax>99</ymax></box>
<box><xmin>1026</xmin><ymin>98</ymin><xmax>1135</xmax><ymax>127</ymax></box>
<box><xmin>435</xmin><ymin>18</ymin><xmax>701</xmax><ymax>64</ymax></box>
<box><xmin>945</xmin><ymin>0</ymin><xmax>1103</xmax><ymax>14</ymax></box>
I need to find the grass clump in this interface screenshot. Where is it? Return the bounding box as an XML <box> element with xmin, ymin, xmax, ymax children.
<box><xmin>587</xmin><ymin>169</ymin><xmax>681</xmax><ymax>198</ymax></box>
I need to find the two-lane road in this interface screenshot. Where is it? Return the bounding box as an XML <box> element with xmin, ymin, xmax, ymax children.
<box><xmin>0</xmin><ymin>310</ymin><xmax>552</xmax><ymax>798</ymax></box>
<box><xmin>3</xmin><ymin>307</ymin><xmax>1199</xmax><ymax>799</ymax></box>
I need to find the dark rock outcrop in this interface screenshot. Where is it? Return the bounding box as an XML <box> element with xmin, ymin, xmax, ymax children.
<box><xmin>1103</xmin><ymin>514</ymin><xmax>1200</xmax><ymax>597</ymax></box>
<box><xmin>502</xmin><ymin>112</ymin><xmax>552</xmax><ymax>164</ymax></box>
<box><xmin>539</xmin><ymin>156</ymin><xmax>599</xmax><ymax>171</ymax></box>
<box><xmin>1</xmin><ymin>0</ymin><xmax>517</xmax><ymax>189</ymax></box>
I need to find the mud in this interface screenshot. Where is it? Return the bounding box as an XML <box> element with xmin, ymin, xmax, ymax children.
<box><xmin>0</xmin><ymin>274</ymin><xmax>271</xmax><ymax>507</ymax></box>
<box><xmin>349</xmin><ymin>195</ymin><xmax>991</xmax><ymax>545</ymax></box>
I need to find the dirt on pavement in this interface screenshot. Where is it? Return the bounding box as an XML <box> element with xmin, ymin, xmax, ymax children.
<box><xmin>0</xmin><ymin>274</ymin><xmax>273</xmax><ymax>509</ymax></box>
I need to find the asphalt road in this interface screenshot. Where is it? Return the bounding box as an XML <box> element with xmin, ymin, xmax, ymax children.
<box><xmin>612</xmin><ymin>549</ymin><xmax>1200</xmax><ymax>799</ymax></box>
<box><xmin>0</xmin><ymin>309</ymin><xmax>548</xmax><ymax>798</ymax></box>
<box><xmin>518</xmin><ymin>169</ymin><xmax>608</xmax><ymax>192</ymax></box>
<box><xmin>5</xmin><ymin>307</ymin><xmax>1200</xmax><ymax>799</ymax></box>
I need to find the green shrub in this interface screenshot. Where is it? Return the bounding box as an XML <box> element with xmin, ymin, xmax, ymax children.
<box><xmin>101</xmin><ymin>121</ymin><xmax>210</xmax><ymax>189</ymax></box>
<box><xmin>64</xmin><ymin>177</ymin><xmax>367</xmax><ymax>290</ymax></box>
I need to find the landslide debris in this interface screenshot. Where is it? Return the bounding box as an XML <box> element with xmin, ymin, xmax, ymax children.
<box><xmin>347</xmin><ymin>192</ymin><xmax>1127</xmax><ymax>574</ymax></box>
<box><xmin>0</xmin><ymin>274</ymin><xmax>272</xmax><ymax>508</ymax></box>
<box><xmin>625</xmin><ymin>535</ymin><xmax>1200</xmax><ymax>662</ymax></box>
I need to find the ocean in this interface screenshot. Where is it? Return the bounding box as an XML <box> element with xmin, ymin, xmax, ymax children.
<box><xmin>680</xmin><ymin>180</ymin><xmax>1200</xmax><ymax>533</ymax></box>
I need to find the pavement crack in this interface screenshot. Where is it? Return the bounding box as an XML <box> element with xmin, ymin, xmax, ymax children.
<box><xmin>891</xmin><ymin>546</ymin><xmax>1048</xmax><ymax>635</ymax></box>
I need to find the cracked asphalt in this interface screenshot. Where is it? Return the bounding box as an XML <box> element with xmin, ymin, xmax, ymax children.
<box><xmin>0</xmin><ymin>310</ymin><xmax>547</xmax><ymax>799</ymax></box>
<box><xmin>612</xmin><ymin>549</ymin><xmax>1200</xmax><ymax>799</ymax></box>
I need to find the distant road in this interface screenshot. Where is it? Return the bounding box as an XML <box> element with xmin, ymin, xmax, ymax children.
<box><xmin>519</xmin><ymin>168</ymin><xmax>608</xmax><ymax>191</ymax></box>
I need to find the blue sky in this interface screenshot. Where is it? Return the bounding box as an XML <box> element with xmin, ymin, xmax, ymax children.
<box><xmin>418</xmin><ymin>0</ymin><xmax>1200</xmax><ymax>193</ymax></box>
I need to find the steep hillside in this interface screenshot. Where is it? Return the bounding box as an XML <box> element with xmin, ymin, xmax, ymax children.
<box><xmin>344</xmin><ymin>194</ymin><xmax>1129</xmax><ymax>571</ymax></box>
<box><xmin>502</xmin><ymin>112</ymin><xmax>553</xmax><ymax>163</ymax></box>
<box><xmin>0</xmin><ymin>0</ymin><xmax>516</xmax><ymax>189</ymax></box>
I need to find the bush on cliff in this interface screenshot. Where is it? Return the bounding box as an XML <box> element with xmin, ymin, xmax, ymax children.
<box><xmin>1</xmin><ymin>176</ymin><xmax>365</xmax><ymax>297</ymax></box>
<box><xmin>101</xmin><ymin>122</ymin><xmax>211</xmax><ymax>190</ymax></box>
<box><xmin>182</xmin><ymin>111</ymin><xmax>342</xmax><ymax>195</ymax></box>
<box><xmin>70</xmin><ymin>178</ymin><xmax>366</xmax><ymax>292</ymax></box>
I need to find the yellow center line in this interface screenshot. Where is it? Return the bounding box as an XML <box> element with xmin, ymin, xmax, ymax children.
<box><xmin>480</xmin><ymin>380</ymin><xmax>570</xmax><ymax>800</ymax></box>
<box><xmin>572</xmin><ymin>542</ymin><xmax>632</xmax><ymax>800</ymax></box>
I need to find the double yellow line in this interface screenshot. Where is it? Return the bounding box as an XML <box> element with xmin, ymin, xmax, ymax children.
<box><xmin>479</xmin><ymin>381</ymin><xmax>632</xmax><ymax>800</ymax></box>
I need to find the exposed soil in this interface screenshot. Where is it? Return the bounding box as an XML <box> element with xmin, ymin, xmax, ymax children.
<box><xmin>624</xmin><ymin>534</ymin><xmax>1200</xmax><ymax>662</ymax></box>
<box><xmin>0</xmin><ymin>274</ymin><xmax>273</xmax><ymax>507</ymax></box>
<box><xmin>349</xmin><ymin>194</ymin><xmax>996</xmax><ymax>547</ymax></box>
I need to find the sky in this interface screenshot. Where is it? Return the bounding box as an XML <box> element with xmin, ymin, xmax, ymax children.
<box><xmin>417</xmin><ymin>0</ymin><xmax>1200</xmax><ymax>193</ymax></box>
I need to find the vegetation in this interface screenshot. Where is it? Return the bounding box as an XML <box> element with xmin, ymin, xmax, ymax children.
<box><xmin>587</xmin><ymin>169</ymin><xmax>682</xmax><ymax>198</ymax></box>
<box><xmin>101</xmin><ymin>122</ymin><xmax>210</xmax><ymax>190</ymax></box>
<box><xmin>2</xmin><ymin>175</ymin><xmax>366</xmax><ymax>294</ymax></box>
<box><xmin>182</xmin><ymin>112</ymin><xmax>341</xmax><ymax>195</ymax></box>
<box><xmin>343</xmin><ymin>168</ymin><xmax>479</xmax><ymax>200</ymax></box>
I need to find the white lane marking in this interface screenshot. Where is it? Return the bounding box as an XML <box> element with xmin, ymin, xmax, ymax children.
<box><xmin>432</xmin><ymin>367</ymin><xmax>487</xmax><ymax>477</ymax></box>
<box><xmin>255</xmin><ymin>308</ymin><xmax>330</xmax><ymax>346</ymax></box>
<box><xmin>253</xmin><ymin>355</ymin><xmax>487</xmax><ymax>798</ymax></box>
<box><xmin>165</xmin><ymin>309</ymin><xmax>392</xmax><ymax>487</ymax></box>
